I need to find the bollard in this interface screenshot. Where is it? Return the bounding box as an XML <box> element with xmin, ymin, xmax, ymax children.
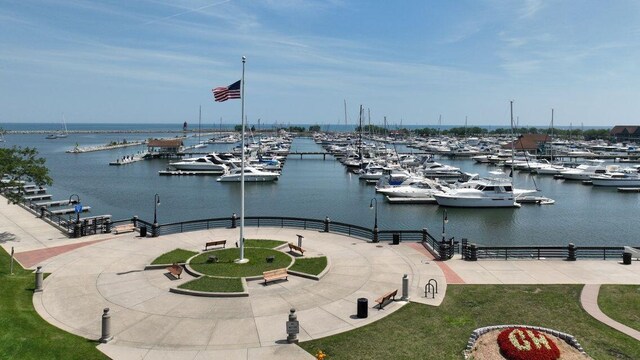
<box><xmin>297</xmin><ymin>234</ymin><xmax>304</xmax><ymax>248</ymax></box>
<box><xmin>567</xmin><ymin>243</ymin><xmax>576</xmax><ymax>261</ymax></box>
<box><xmin>401</xmin><ymin>274</ymin><xmax>409</xmax><ymax>301</ymax></box>
<box><xmin>99</xmin><ymin>308</ymin><xmax>113</xmax><ymax>343</ymax></box>
<box><xmin>40</xmin><ymin>206</ymin><xmax>46</xmax><ymax>219</ymax></box>
<box><xmin>469</xmin><ymin>243</ymin><xmax>478</xmax><ymax>261</ymax></box>
<box><xmin>104</xmin><ymin>218</ymin><xmax>112</xmax><ymax>233</ymax></box>
<box><xmin>286</xmin><ymin>308</ymin><xmax>299</xmax><ymax>344</ymax></box>
<box><xmin>34</xmin><ymin>266</ymin><xmax>43</xmax><ymax>292</ymax></box>
<box><xmin>324</xmin><ymin>216</ymin><xmax>330</xmax><ymax>233</ymax></box>
<box><xmin>151</xmin><ymin>223</ymin><xmax>159</xmax><ymax>237</ymax></box>
<box><xmin>132</xmin><ymin>216</ymin><xmax>138</xmax><ymax>228</ymax></box>
<box><xmin>231</xmin><ymin>213</ymin><xmax>237</xmax><ymax>228</ymax></box>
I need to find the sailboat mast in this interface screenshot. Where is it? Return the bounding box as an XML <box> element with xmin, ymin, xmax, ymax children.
<box><xmin>344</xmin><ymin>99</ymin><xmax>347</xmax><ymax>127</ymax></box>
<box><xmin>550</xmin><ymin>108</ymin><xmax>554</xmax><ymax>163</ymax></box>
<box><xmin>198</xmin><ymin>105</ymin><xmax>202</xmax><ymax>144</ymax></box>
<box><xmin>510</xmin><ymin>101</ymin><xmax>515</xmax><ymax>175</ymax></box>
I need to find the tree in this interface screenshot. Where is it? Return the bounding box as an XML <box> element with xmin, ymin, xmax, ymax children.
<box><xmin>309</xmin><ymin>125</ymin><xmax>321</xmax><ymax>132</ymax></box>
<box><xmin>0</xmin><ymin>146</ymin><xmax>53</xmax><ymax>204</ymax></box>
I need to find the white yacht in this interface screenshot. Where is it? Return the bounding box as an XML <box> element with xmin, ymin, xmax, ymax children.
<box><xmin>376</xmin><ymin>179</ymin><xmax>447</xmax><ymax>199</ymax></box>
<box><xmin>590</xmin><ymin>171</ymin><xmax>640</xmax><ymax>187</ymax></box>
<box><xmin>216</xmin><ymin>166</ymin><xmax>280</xmax><ymax>182</ymax></box>
<box><xmin>560</xmin><ymin>160</ymin><xmax>608</xmax><ymax>180</ymax></box>
<box><xmin>433</xmin><ymin>178</ymin><xmax>531</xmax><ymax>208</ymax></box>
<box><xmin>169</xmin><ymin>154</ymin><xmax>228</xmax><ymax>173</ymax></box>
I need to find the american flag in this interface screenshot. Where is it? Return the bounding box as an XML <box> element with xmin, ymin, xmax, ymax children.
<box><xmin>212</xmin><ymin>80</ymin><xmax>241</xmax><ymax>102</ymax></box>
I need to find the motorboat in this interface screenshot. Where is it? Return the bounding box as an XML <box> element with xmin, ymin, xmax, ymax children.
<box><xmin>590</xmin><ymin>171</ymin><xmax>640</xmax><ymax>187</ymax></box>
<box><xmin>169</xmin><ymin>154</ymin><xmax>228</xmax><ymax>173</ymax></box>
<box><xmin>376</xmin><ymin>179</ymin><xmax>448</xmax><ymax>199</ymax></box>
<box><xmin>420</xmin><ymin>162</ymin><xmax>462</xmax><ymax>180</ymax></box>
<box><xmin>560</xmin><ymin>160</ymin><xmax>608</xmax><ymax>180</ymax></box>
<box><xmin>216</xmin><ymin>166</ymin><xmax>280</xmax><ymax>182</ymax></box>
<box><xmin>433</xmin><ymin>177</ymin><xmax>533</xmax><ymax>208</ymax></box>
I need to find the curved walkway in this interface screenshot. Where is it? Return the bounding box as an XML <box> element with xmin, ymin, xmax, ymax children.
<box><xmin>580</xmin><ymin>284</ymin><xmax>640</xmax><ymax>341</ymax></box>
<box><xmin>30</xmin><ymin>227</ymin><xmax>446</xmax><ymax>359</ymax></box>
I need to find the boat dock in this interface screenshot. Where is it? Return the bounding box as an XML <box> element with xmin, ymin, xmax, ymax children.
<box><xmin>109</xmin><ymin>152</ymin><xmax>149</xmax><ymax>166</ymax></box>
<box><xmin>385</xmin><ymin>196</ymin><xmax>437</xmax><ymax>204</ymax></box>
<box><xmin>617</xmin><ymin>188</ymin><xmax>640</xmax><ymax>193</ymax></box>
<box><xmin>158</xmin><ymin>170</ymin><xmax>224</xmax><ymax>176</ymax></box>
<box><xmin>67</xmin><ymin>140</ymin><xmax>146</xmax><ymax>154</ymax></box>
<box><xmin>50</xmin><ymin>206</ymin><xmax>91</xmax><ymax>215</ymax></box>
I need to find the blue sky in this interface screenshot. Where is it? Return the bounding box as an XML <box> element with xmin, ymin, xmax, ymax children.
<box><xmin>1</xmin><ymin>0</ymin><xmax>639</xmax><ymax>127</ymax></box>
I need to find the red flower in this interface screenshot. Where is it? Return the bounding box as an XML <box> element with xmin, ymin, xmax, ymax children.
<box><xmin>497</xmin><ymin>327</ymin><xmax>560</xmax><ymax>360</ymax></box>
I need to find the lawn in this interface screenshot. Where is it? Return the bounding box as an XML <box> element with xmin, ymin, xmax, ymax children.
<box><xmin>299</xmin><ymin>285</ymin><xmax>640</xmax><ymax>360</ymax></box>
<box><xmin>150</xmin><ymin>248</ymin><xmax>198</xmax><ymax>265</ymax></box>
<box><xmin>599</xmin><ymin>285</ymin><xmax>640</xmax><ymax>332</ymax></box>
<box><xmin>289</xmin><ymin>256</ymin><xmax>327</xmax><ymax>276</ymax></box>
<box><xmin>178</xmin><ymin>276</ymin><xmax>244</xmax><ymax>293</ymax></box>
<box><xmin>189</xmin><ymin>248</ymin><xmax>292</xmax><ymax>277</ymax></box>
<box><xmin>0</xmin><ymin>247</ymin><xmax>107</xmax><ymax>359</ymax></box>
<box><xmin>243</xmin><ymin>239</ymin><xmax>286</xmax><ymax>249</ymax></box>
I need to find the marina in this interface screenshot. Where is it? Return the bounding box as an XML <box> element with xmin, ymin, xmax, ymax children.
<box><xmin>2</xmin><ymin>125</ymin><xmax>640</xmax><ymax>247</ymax></box>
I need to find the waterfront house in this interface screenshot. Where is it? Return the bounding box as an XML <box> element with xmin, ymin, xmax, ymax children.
<box><xmin>502</xmin><ymin>134</ymin><xmax>551</xmax><ymax>155</ymax></box>
<box><xmin>611</xmin><ymin>126</ymin><xmax>640</xmax><ymax>141</ymax></box>
<box><xmin>147</xmin><ymin>138</ymin><xmax>184</xmax><ymax>158</ymax></box>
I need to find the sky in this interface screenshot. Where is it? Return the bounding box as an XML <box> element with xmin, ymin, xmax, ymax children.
<box><xmin>1</xmin><ymin>0</ymin><xmax>639</xmax><ymax>127</ymax></box>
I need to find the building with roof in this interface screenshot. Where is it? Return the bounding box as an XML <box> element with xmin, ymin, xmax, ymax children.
<box><xmin>610</xmin><ymin>126</ymin><xmax>640</xmax><ymax>141</ymax></box>
<box><xmin>146</xmin><ymin>138</ymin><xmax>184</xmax><ymax>157</ymax></box>
<box><xmin>501</xmin><ymin>134</ymin><xmax>551</xmax><ymax>154</ymax></box>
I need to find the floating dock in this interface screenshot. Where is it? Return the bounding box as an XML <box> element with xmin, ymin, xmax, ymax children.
<box><xmin>516</xmin><ymin>196</ymin><xmax>555</xmax><ymax>205</ymax></box>
<box><xmin>385</xmin><ymin>196</ymin><xmax>437</xmax><ymax>204</ymax></box>
<box><xmin>24</xmin><ymin>194</ymin><xmax>52</xmax><ymax>201</ymax></box>
<box><xmin>50</xmin><ymin>206</ymin><xmax>91</xmax><ymax>215</ymax></box>
<box><xmin>617</xmin><ymin>187</ymin><xmax>640</xmax><ymax>193</ymax></box>
<box><xmin>158</xmin><ymin>170</ymin><xmax>224</xmax><ymax>176</ymax></box>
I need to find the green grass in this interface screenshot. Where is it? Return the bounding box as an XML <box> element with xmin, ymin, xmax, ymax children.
<box><xmin>299</xmin><ymin>285</ymin><xmax>640</xmax><ymax>360</ymax></box>
<box><xmin>289</xmin><ymin>256</ymin><xmax>327</xmax><ymax>276</ymax></box>
<box><xmin>178</xmin><ymin>276</ymin><xmax>244</xmax><ymax>293</ymax></box>
<box><xmin>0</xmin><ymin>247</ymin><xmax>107</xmax><ymax>360</ymax></box>
<box><xmin>150</xmin><ymin>248</ymin><xmax>198</xmax><ymax>265</ymax></box>
<box><xmin>243</xmin><ymin>239</ymin><xmax>286</xmax><ymax>249</ymax></box>
<box><xmin>599</xmin><ymin>285</ymin><xmax>640</xmax><ymax>332</ymax></box>
<box><xmin>189</xmin><ymin>248</ymin><xmax>292</xmax><ymax>277</ymax></box>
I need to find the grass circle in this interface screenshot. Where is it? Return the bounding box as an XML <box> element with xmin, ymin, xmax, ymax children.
<box><xmin>189</xmin><ymin>248</ymin><xmax>293</xmax><ymax>277</ymax></box>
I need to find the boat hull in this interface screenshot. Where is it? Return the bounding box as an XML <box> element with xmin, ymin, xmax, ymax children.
<box><xmin>433</xmin><ymin>194</ymin><xmax>520</xmax><ymax>208</ymax></box>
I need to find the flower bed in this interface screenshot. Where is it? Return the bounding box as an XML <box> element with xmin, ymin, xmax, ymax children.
<box><xmin>497</xmin><ymin>327</ymin><xmax>560</xmax><ymax>360</ymax></box>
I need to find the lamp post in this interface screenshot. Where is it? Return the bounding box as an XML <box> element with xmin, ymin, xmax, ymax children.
<box><xmin>69</xmin><ymin>194</ymin><xmax>80</xmax><ymax>223</ymax></box>
<box><xmin>441</xmin><ymin>209</ymin><xmax>448</xmax><ymax>243</ymax></box>
<box><xmin>153</xmin><ymin>193</ymin><xmax>160</xmax><ymax>225</ymax></box>
<box><xmin>369</xmin><ymin>197</ymin><xmax>378</xmax><ymax>242</ymax></box>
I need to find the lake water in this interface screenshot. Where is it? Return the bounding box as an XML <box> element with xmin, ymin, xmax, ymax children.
<box><xmin>2</xmin><ymin>129</ymin><xmax>638</xmax><ymax>247</ymax></box>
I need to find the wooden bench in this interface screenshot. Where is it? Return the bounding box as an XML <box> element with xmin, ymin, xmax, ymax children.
<box><xmin>263</xmin><ymin>268</ymin><xmax>288</xmax><ymax>285</ymax></box>
<box><xmin>375</xmin><ymin>289</ymin><xmax>398</xmax><ymax>310</ymax></box>
<box><xmin>205</xmin><ymin>240</ymin><xmax>227</xmax><ymax>250</ymax></box>
<box><xmin>114</xmin><ymin>223</ymin><xmax>136</xmax><ymax>234</ymax></box>
<box><xmin>166</xmin><ymin>263</ymin><xmax>183</xmax><ymax>279</ymax></box>
<box><xmin>288</xmin><ymin>243</ymin><xmax>305</xmax><ymax>255</ymax></box>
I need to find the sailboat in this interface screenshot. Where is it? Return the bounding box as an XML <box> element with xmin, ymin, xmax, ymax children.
<box><xmin>192</xmin><ymin>106</ymin><xmax>206</xmax><ymax>149</ymax></box>
<box><xmin>46</xmin><ymin>114</ymin><xmax>69</xmax><ymax>139</ymax></box>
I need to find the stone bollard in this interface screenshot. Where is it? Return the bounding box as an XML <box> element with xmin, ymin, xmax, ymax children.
<box><xmin>151</xmin><ymin>223</ymin><xmax>159</xmax><ymax>237</ymax></box>
<box><xmin>401</xmin><ymin>274</ymin><xmax>409</xmax><ymax>301</ymax></box>
<box><xmin>99</xmin><ymin>308</ymin><xmax>113</xmax><ymax>343</ymax></box>
<box><xmin>324</xmin><ymin>216</ymin><xmax>330</xmax><ymax>233</ymax></box>
<box><xmin>231</xmin><ymin>213</ymin><xmax>237</xmax><ymax>228</ymax></box>
<box><xmin>34</xmin><ymin>266</ymin><xmax>43</xmax><ymax>292</ymax></box>
<box><xmin>469</xmin><ymin>243</ymin><xmax>478</xmax><ymax>261</ymax></box>
<box><xmin>567</xmin><ymin>243</ymin><xmax>576</xmax><ymax>261</ymax></box>
<box><xmin>286</xmin><ymin>308</ymin><xmax>299</xmax><ymax>344</ymax></box>
<box><xmin>104</xmin><ymin>219</ymin><xmax>112</xmax><ymax>233</ymax></box>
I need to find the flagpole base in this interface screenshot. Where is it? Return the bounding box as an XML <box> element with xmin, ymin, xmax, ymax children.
<box><xmin>234</xmin><ymin>258</ymin><xmax>250</xmax><ymax>264</ymax></box>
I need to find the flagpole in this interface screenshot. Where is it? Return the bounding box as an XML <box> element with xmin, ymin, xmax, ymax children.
<box><xmin>237</xmin><ymin>55</ymin><xmax>248</xmax><ymax>264</ymax></box>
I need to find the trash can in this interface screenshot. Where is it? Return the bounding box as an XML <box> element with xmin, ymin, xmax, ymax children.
<box><xmin>139</xmin><ymin>226</ymin><xmax>147</xmax><ymax>237</ymax></box>
<box><xmin>392</xmin><ymin>233</ymin><xmax>400</xmax><ymax>245</ymax></box>
<box><xmin>623</xmin><ymin>252</ymin><xmax>632</xmax><ymax>265</ymax></box>
<box><xmin>357</xmin><ymin>298</ymin><xmax>368</xmax><ymax>318</ymax></box>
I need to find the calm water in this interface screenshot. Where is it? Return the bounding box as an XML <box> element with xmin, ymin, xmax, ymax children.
<box><xmin>2</xmin><ymin>130</ymin><xmax>638</xmax><ymax>247</ymax></box>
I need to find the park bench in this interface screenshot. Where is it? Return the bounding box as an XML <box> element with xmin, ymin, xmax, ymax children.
<box><xmin>375</xmin><ymin>289</ymin><xmax>398</xmax><ymax>310</ymax></box>
<box><xmin>166</xmin><ymin>263</ymin><xmax>183</xmax><ymax>279</ymax></box>
<box><xmin>205</xmin><ymin>240</ymin><xmax>227</xmax><ymax>251</ymax></box>
<box><xmin>263</xmin><ymin>268</ymin><xmax>288</xmax><ymax>285</ymax></box>
<box><xmin>288</xmin><ymin>243</ymin><xmax>305</xmax><ymax>256</ymax></box>
<box><xmin>113</xmin><ymin>223</ymin><xmax>136</xmax><ymax>234</ymax></box>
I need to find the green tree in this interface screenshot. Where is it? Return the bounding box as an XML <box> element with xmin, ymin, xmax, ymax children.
<box><xmin>309</xmin><ymin>125</ymin><xmax>321</xmax><ymax>132</ymax></box>
<box><xmin>0</xmin><ymin>146</ymin><xmax>52</xmax><ymax>204</ymax></box>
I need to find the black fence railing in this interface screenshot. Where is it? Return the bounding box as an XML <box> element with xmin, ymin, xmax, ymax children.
<box><xmin>461</xmin><ymin>243</ymin><xmax>636</xmax><ymax>261</ymax></box>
